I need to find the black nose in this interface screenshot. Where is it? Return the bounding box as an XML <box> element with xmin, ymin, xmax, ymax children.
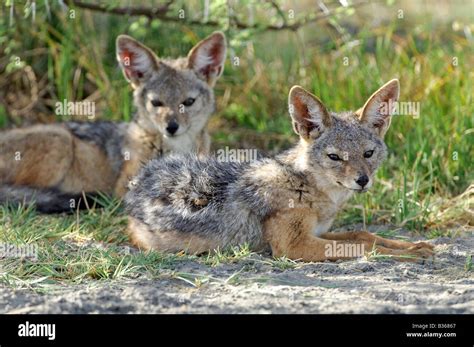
<box><xmin>356</xmin><ymin>175</ymin><xmax>369</xmax><ymax>188</ymax></box>
<box><xmin>166</xmin><ymin>121</ymin><xmax>179</xmax><ymax>135</ymax></box>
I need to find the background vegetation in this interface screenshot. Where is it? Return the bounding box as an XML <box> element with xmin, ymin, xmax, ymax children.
<box><xmin>0</xmin><ymin>0</ymin><xmax>472</xmax><ymax>287</ymax></box>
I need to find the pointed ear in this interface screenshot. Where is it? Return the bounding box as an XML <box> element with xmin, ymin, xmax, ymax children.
<box><xmin>288</xmin><ymin>86</ymin><xmax>331</xmax><ymax>141</ymax></box>
<box><xmin>358</xmin><ymin>79</ymin><xmax>400</xmax><ymax>138</ymax></box>
<box><xmin>188</xmin><ymin>31</ymin><xmax>227</xmax><ymax>87</ymax></box>
<box><xmin>116</xmin><ymin>35</ymin><xmax>159</xmax><ymax>87</ymax></box>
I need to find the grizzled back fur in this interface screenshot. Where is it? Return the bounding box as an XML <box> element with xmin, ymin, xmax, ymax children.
<box><xmin>125</xmin><ymin>154</ymin><xmax>270</xmax><ymax>249</ymax></box>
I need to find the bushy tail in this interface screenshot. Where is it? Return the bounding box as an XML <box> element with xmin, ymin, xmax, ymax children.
<box><xmin>0</xmin><ymin>185</ymin><xmax>104</xmax><ymax>214</ymax></box>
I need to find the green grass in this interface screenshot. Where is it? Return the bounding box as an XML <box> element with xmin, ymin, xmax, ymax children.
<box><xmin>0</xmin><ymin>202</ymin><xmax>261</xmax><ymax>291</ymax></box>
<box><xmin>0</xmin><ymin>201</ymin><xmax>311</xmax><ymax>290</ymax></box>
<box><xmin>465</xmin><ymin>255</ymin><xmax>473</xmax><ymax>272</ymax></box>
<box><xmin>0</xmin><ymin>1</ymin><xmax>472</xmax><ymax>288</ymax></box>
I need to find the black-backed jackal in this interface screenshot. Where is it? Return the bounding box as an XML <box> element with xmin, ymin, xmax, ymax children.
<box><xmin>0</xmin><ymin>32</ymin><xmax>226</xmax><ymax>213</ymax></box>
<box><xmin>125</xmin><ymin>80</ymin><xmax>434</xmax><ymax>262</ymax></box>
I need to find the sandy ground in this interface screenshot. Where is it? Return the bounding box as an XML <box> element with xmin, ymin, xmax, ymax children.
<box><xmin>1</xmin><ymin>226</ymin><xmax>473</xmax><ymax>314</ymax></box>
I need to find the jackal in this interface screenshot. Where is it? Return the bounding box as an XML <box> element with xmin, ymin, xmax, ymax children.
<box><xmin>0</xmin><ymin>32</ymin><xmax>226</xmax><ymax>213</ymax></box>
<box><xmin>125</xmin><ymin>80</ymin><xmax>434</xmax><ymax>262</ymax></box>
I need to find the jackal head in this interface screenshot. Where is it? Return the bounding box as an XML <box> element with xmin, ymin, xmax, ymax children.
<box><xmin>116</xmin><ymin>32</ymin><xmax>226</xmax><ymax>138</ymax></box>
<box><xmin>288</xmin><ymin>80</ymin><xmax>400</xmax><ymax>192</ymax></box>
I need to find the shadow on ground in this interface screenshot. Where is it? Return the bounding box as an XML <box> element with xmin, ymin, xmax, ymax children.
<box><xmin>1</xmin><ymin>227</ymin><xmax>472</xmax><ymax>314</ymax></box>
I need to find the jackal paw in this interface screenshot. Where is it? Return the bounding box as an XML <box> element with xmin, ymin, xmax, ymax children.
<box><xmin>401</xmin><ymin>244</ymin><xmax>435</xmax><ymax>262</ymax></box>
<box><xmin>412</xmin><ymin>241</ymin><xmax>435</xmax><ymax>251</ymax></box>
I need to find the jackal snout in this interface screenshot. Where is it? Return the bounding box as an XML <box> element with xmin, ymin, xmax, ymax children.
<box><xmin>355</xmin><ymin>174</ymin><xmax>369</xmax><ymax>188</ymax></box>
<box><xmin>157</xmin><ymin>106</ymin><xmax>182</xmax><ymax>136</ymax></box>
<box><xmin>166</xmin><ymin>119</ymin><xmax>179</xmax><ymax>136</ymax></box>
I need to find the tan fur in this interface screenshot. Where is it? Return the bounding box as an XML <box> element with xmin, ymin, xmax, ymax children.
<box><xmin>60</xmin><ymin>137</ymin><xmax>116</xmax><ymax>193</ymax></box>
<box><xmin>0</xmin><ymin>124</ymin><xmax>117</xmax><ymax>194</ymax></box>
<box><xmin>0</xmin><ymin>125</ymin><xmax>73</xmax><ymax>187</ymax></box>
<box><xmin>255</xmin><ymin>160</ymin><xmax>434</xmax><ymax>262</ymax></box>
<box><xmin>264</xmin><ymin>208</ymin><xmax>434</xmax><ymax>262</ymax></box>
<box><xmin>114</xmin><ymin>123</ymin><xmax>162</xmax><ymax>196</ymax></box>
<box><xmin>0</xmin><ymin>121</ymin><xmax>208</xmax><ymax>198</ymax></box>
<box><xmin>128</xmin><ymin>217</ymin><xmax>222</xmax><ymax>254</ymax></box>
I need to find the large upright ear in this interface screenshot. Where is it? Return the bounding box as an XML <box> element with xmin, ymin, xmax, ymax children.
<box><xmin>187</xmin><ymin>31</ymin><xmax>227</xmax><ymax>87</ymax></box>
<box><xmin>358</xmin><ymin>79</ymin><xmax>400</xmax><ymax>138</ymax></box>
<box><xmin>116</xmin><ymin>35</ymin><xmax>159</xmax><ymax>87</ymax></box>
<box><xmin>288</xmin><ymin>86</ymin><xmax>331</xmax><ymax>141</ymax></box>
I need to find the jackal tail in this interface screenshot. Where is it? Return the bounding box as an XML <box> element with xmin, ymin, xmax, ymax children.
<box><xmin>0</xmin><ymin>185</ymin><xmax>104</xmax><ymax>214</ymax></box>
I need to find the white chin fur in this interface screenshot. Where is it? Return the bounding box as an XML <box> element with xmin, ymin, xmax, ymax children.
<box><xmin>163</xmin><ymin>129</ymin><xmax>186</xmax><ymax>138</ymax></box>
<box><xmin>162</xmin><ymin>131</ymin><xmax>197</xmax><ymax>153</ymax></box>
<box><xmin>342</xmin><ymin>181</ymin><xmax>372</xmax><ymax>191</ymax></box>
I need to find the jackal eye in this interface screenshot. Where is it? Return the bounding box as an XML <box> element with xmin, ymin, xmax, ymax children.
<box><xmin>327</xmin><ymin>154</ymin><xmax>341</xmax><ymax>161</ymax></box>
<box><xmin>151</xmin><ymin>99</ymin><xmax>163</xmax><ymax>107</ymax></box>
<box><xmin>182</xmin><ymin>98</ymin><xmax>195</xmax><ymax>107</ymax></box>
<box><xmin>364</xmin><ymin>150</ymin><xmax>374</xmax><ymax>158</ymax></box>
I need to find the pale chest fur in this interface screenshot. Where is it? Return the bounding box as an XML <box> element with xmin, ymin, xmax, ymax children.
<box><xmin>161</xmin><ymin>122</ymin><xmax>209</xmax><ymax>156</ymax></box>
<box><xmin>310</xmin><ymin>187</ymin><xmax>353</xmax><ymax>236</ymax></box>
<box><xmin>114</xmin><ymin>124</ymin><xmax>161</xmax><ymax>196</ymax></box>
<box><xmin>162</xmin><ymin>131</ymin><xmax>198</xmax><ymax>154</ymax></box>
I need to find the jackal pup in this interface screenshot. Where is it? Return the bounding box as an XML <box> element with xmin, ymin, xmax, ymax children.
<box><xmin>125</xmin><ymin>80</ymin><xmax>434</xmax><ymax>262</ymax></box>
<box><xmin>0</xmin><ymin>32</ymin><xmax>226</xmax><ymax>213</ymax></box>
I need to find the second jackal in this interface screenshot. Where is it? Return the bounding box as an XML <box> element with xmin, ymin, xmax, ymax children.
<box><xmin>0</xmin><ymin>31</ymin><xmax>227</xmax><ymax>213</ymax></box>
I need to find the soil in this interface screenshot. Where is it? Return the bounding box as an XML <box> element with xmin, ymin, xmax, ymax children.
<box><xmin>1</xmin><ymin>226</ymin><xmax>472</xmax><ymax>314</ymax></box>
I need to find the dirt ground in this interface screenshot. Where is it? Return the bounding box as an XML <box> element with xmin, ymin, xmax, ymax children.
<box><xmin>1</xmin><ymin>226</ymin><xmax>473</xmax><ymax>314</ymax></box>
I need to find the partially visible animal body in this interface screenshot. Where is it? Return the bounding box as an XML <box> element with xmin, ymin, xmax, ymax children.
<box><xmin>0</xmin><ymin>121</ymin><xmax>125</xmax><ymax>211</ymax></box>
<box><xmin>0</xmin><ymin>31</ymin><xmax>227</xmax><ymax>213</ymax></box>
<box><xmin>125</xmin><ymin>80</ymin><xmax>435</xmax><ymax>262</ymax></box>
